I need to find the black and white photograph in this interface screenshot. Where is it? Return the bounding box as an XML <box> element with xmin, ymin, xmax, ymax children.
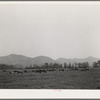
<box><xmin>0</xmin><ymin>1</ymin><xmax>100</xmax><ymax>89</ymax></box>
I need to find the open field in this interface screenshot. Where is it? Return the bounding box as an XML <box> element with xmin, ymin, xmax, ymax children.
<box><xmin>0</xmin><ymin>69</ymin><xmax>100</xmax><ymax>89</ymax></box>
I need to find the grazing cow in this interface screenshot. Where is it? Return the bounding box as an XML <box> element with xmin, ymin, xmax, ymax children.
<box><xmin>17</xmin><ymin>70</ymin><xmax>23</xmax><ymax>74</ymax></box>
<box><xmin>32</xmin><ymin>70</ymin><xmax>36</xmax><ymax>72</ymax></box>
<box><xmin>35</xmin><ymin>70</ymin><xmax>41</xmax><ymax>73</ymax></box>
<box><xmin>41</xmin><ymin>69</ymin><xmax>47</xmax><ymax>73</ymax></box>
<box><xmin>9</xmin><ymin>70</ymin><xmax>23</xmax><ymax>74</ymax></box>
<box><xmin>9</xmin><ymin>71</ymin><xmax>14</xmax><ymax>74</ymax></box>
<box><xmin>35</xmin><ymin>69</ymin><xmax>47</xmax><ymax>73</ymax></box>
<box><xmin>3</xmin><ymin>69</ymin><xmax>6</xmax><ymax>72</ymax></box>
<box><xmin>59</xmin><ymin>69</ymin><xmax>64</xmax><ymax>71</ymax></box>
<box><xmin>16</xmin><ymin>70</ymin><xmax>23</xmax><ymax>74</ymax></box>
<box><xmin>81</xmin><ymin>68</ymin><xmax>89</xmax><ymax>71</ymax></box>
<box><xmin>65</xmin><ymin>68</ymin><xmax>68</xmax><ymax>71</ymax></box>
<box><xmin>74</xmin><ymin>67</ymin><xmax>79</xmax><ymax>71</ymax></box>
<box><xmin>24</xmin><ymin>70</ymin><xmax>27</xmax><ymax>73</ymax></box>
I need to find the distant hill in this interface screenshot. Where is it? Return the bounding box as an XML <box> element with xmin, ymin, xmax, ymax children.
<box><xmin>0</xmin><ymin>54</ymin><xmax>54</xmax><ymax>67</ymax></box>
<box><xmin>0</xmin><ymin>54</ymin><xmax>31</xmax><ymax>67</ymax></box>
<box><xmin>56</xmin><ymin>56</ymin><xmax>99</xmax><ymax>66</ymax></box>
<box><xmin>0</xmin><ymin>54</ymin><xmax>99</xmax><ymax>67</ymax></box>
<box><xmin>30</xmin><ymin>56</ymin><xmax>54</xmax><ymax>66</ymax></box>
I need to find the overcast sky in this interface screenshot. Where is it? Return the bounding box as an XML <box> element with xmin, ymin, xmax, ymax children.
<box><xmin>0</xmin><ymin>2</ymin><xmax>100</xmax><ymax>59</ymax></box>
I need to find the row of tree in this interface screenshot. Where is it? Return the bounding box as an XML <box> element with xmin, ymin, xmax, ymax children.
<box><xmin>0</xmin><ymin>60</ymin><xmax>100</xmax><ymax>70</ymax></box>
<box><xmin>0</xmin><ymin>64</ymin><xmax>15</xmax><ymax>70</ymax></box>
<box><xmin>93</xmin><ymin>60</ymin><xmax>100</xmax><ymax>68</ymax></box>
<box><xmin>25</xmin><ymin>62</ymin><xmax>90</xmax><ymax>70</ymax></box>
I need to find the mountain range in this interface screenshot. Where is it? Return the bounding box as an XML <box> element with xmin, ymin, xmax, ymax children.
<box><xmin>0</xmin><ymin>54</ymin><xmax>99</xmax><ymax>67</ymax></box>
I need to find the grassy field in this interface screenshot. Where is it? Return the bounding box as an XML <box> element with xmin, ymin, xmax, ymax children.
<box><xmin>0</xmin><ymin>69</ymin><xmax>100</xmax><ymax>89</ymax></box>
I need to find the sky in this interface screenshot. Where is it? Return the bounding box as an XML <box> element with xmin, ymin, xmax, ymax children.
<box><xmin>0</xmin><ymin>2</ymin><xmax>100</xmax><ymax>59</ymax></box>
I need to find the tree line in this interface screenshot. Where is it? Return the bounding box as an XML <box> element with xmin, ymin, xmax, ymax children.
<box><xmin>0</xmin><ymin>60</ymin><xmax>100</xmax><ymax>70</ymax></box>
<box><xmin>25</xmin><ymin>62</ymin><xmax>90</xmax><ymax>71</ymax></box>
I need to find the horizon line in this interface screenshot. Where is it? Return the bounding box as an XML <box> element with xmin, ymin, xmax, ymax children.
<box><xmin>0</xmin><ymin>53</ymin><xmax>99</xmax><ymax>60</ymax></box>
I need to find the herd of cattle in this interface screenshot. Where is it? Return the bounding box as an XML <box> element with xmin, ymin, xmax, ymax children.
<box><xmin>3</xmin><ymin>69</ymin><xmax>53</xmax><ymax>74</ymax></box>
<box><xmin>2</xmin><ymin>67</ymin><xmax>90</xmax><ymax>74</ymax></box>
<box><xmin>8</xmin><ymin>69</ymin><xmax>61</xmax><ymax>74</ymax></box>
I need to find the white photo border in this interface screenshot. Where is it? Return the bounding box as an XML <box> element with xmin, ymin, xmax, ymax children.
<box><xmin>0</xmin><ymin>1</ymin><xmax>100</xmax><ymax>99</ymax></box>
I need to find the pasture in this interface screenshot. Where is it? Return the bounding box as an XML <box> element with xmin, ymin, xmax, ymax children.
<box><xmin>0</xmin><ymin>69</ymin><xmax>100</xmax><ymax>89</ymax></box>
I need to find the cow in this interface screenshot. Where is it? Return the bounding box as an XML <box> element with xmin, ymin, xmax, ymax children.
<box><xmin>9</xmin><ymin>70</ymin><xmax>23</xmax><ymax>74</ymax></box>
<box><xmin>35</xmin><ymin>69</ymin><xmax>47</xmax><ymax>73</ymax></box>
<box><xmin>3</xmin><ymin>69</ymin><xmax>6</xmax><ymax>72</ymax></box>
<box><xmin>24</xmin><ymin>70</ymin><xmax>27</xmax><ymax>73</ymax></box>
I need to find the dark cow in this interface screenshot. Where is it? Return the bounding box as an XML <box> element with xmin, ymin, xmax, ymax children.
<box><xmin>32</xmin><ymin>70</ymin><xmax>36</xmax><ymax>72</ymax></box>
<box><xmin>35</xmin><ymin>69</ymin><xmax>47</xmax><ymax>73</ymax></box>
<box><xmin>24</xmin><ymin>70</ymin><xmax>27</xmax><ymax>73</ymax></box>
<box><xmin>3</xmin><ymin>69</ymin><xmax>6</xmax><ymax>72</ymax></box>
<box><xmin>81</xmin><ymin>68</ymin><xmax>89</xmax><ymax>71</ymax></box>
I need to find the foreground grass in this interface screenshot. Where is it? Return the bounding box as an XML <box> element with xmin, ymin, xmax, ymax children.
<box><xmin>0</xmin><ymin>69</ymin><xmax>100</xmax><ymax>89</ymax></box>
